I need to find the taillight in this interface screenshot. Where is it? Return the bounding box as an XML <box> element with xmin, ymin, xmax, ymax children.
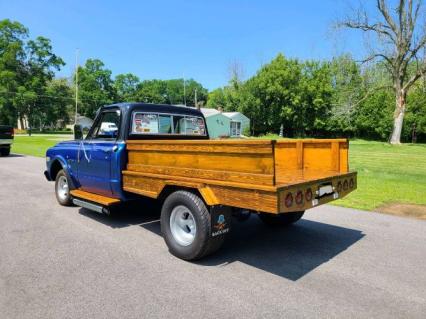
<box><xmin>10</xmin><ymin>128</ymin><xmax>14</xmax><ymax>137</ymax></box>
<box><xmin>349</xmin><ymin>178</ymin><xmax>354</xmax><ymax>189</ymax></box>
<box><xmin>285</xmin><ymin>193</ymin><xmax>293</xmax><ymax>208</ymax></box>
<box><xmin>305</xmin><ymin>188</ymin><xmax>312</xmax><ymax>201</ymax></box>
<box><xmin>337</xmin><ymin>181</ymin><xmax>342</xmax><ymax>192</ymax></box>
<box><xmin>295</xmin><ymin>190</ymin><xmax>303</xmax><ymax>205</ymax></box>
<box><xmin>343</xmin><ymin>180</ymin><xmax>348</xmax><ymax>191</ymax></box>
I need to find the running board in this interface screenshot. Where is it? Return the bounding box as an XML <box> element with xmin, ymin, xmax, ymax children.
<box><xmin>72</xmin><ymin>198</ymin><xmax>108</xmax><ymax>214</ymax></box>
<box><xmin>70</xmin><ymin>189</ymin><xmax>121</xmax><ymax>206</ymax></box>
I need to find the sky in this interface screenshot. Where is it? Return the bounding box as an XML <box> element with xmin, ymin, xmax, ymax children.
<box><xmin>0</xmin><ymin>0</ymin><xmax>367</xmax><ymax>90</ymax></box>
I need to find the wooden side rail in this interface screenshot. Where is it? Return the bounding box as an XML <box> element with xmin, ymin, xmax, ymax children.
<box><xmin>126</xmin><ymin>140</ymin><xmax>275</xmax><ymax>186</ymax></box>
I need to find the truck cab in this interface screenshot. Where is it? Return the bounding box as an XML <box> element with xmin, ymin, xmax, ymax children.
<box><xmin>45</xmin><ymin>103</ymin><xmax>208</xmax><ymax>201</ymax></box>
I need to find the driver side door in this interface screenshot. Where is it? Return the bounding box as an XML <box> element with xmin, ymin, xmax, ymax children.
<box><xmin>77</xmin><ymin>110</ymin><xmax>121</xmax><ymax>197</ymax></box>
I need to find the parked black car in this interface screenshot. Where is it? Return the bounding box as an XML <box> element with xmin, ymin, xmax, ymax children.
<box><xmin>0</xmin><ymin>125</ymin><xmax>14</xmax><ymax>156</ymax></box>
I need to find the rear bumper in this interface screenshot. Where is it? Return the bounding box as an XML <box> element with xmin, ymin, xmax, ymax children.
<box><xmin>277</xmin><ymin>171</ymin><xmax>357</xmax><ymax>213</ymax></box>
<box><xmin>0</xmin><ymin>139</ymin><xmax>12</xmax><ymax>147</ymax></box>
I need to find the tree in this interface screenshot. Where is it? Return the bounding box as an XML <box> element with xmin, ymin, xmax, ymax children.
<box><xmin>327</xmin><ymin>54</ymin><xmax>364</xmax><ymax>135</ymax></box>
<box><xmin>43</xmin><ymin>78</ymin><xmax>73</xmax><ymax>128</ymax></box>
<box><xmin>135</xmin><ymin>78</ymin><xmax>207</xmax><ymax>106</ymax></box>
<box><xmin>77</xmin><ymin>59</ymin><xmax>116</xmax><ymax>118</ymax></box>
<box><xmin>340</xmin><ymin>0</ymin><xmax>426</xmax><ymax>144</ymax></box>
<box><xmin>0</xmin><ymin>19</ymin><xmax>28</xmax><ymax>126</ymax></box>
<box><xmin>114</xmin><ymin>73</ymin><xmax>140</xmax><ymax>101</ymax></box>
<box><xmin>22</xmin><ymin>36</ymin><xmax>64</xmax><ymax>134</ymax></box>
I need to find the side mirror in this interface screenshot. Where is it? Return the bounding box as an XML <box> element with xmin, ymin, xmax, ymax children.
<box><xmin>74</xmin><ymin>124</ymin><xmax>83</xmax><ymax>140</ymax></box>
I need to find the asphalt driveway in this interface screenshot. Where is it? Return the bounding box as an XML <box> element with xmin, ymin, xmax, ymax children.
<box><xmin>1</xmin><ymin>155</ymin><xmax>425</xmax><ymax>318</ymax></box>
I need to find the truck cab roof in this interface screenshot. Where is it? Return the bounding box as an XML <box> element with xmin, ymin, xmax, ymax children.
<box><xmin>99</xmin><ymin>102</ymin><xmax>209</xmax><ymax>140</ymax></box>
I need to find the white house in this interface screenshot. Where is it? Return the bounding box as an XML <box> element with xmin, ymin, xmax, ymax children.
<box><xmin>199</xmin><ymin>108</ymin><xmax>250</xmax><ymax>139</ymax></box>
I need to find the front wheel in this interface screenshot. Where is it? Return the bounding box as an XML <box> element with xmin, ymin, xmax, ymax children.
<box><xmin>160</xmin><ymin>190</ymin><xmax>226</xmax><ymax>260</ymax></box>
<box><xmin>55</xmin><ymin>169</ymin><xmax>73</xmax><ymax>206</ymax></box>
<box><xmin>258</xmin><ymin>211</ymin><xmax>305</xmax><ymax>227</ymax></box>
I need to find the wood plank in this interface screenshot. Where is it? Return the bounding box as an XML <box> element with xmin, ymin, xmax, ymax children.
<box><xmin>208</xmin><ymin>185</ymin><xmax>278</xmax><ymax>213</ymax></box>
<box><xmin>70</xmin><ymin>189</ymin><xmax>120</xmax><ymax>206</ymax></box>
<box><xmin>296</xmin><ymin>141</ymin><xmax>304</xmax><ymax>169</ymax></box>
<box><xmin>122</xmin><ymin>170</ymin><xmax>277</xmax><ymax>192</ymax></box>
<box><xmin>126</xmin><ymin>164</ymin><xmax>274</xmax><ymax>186</ymax></box>
<box><xmin>126</xmin><ymin>139</ymin><xmax>273</xmax><ymax>145</ymax></box>
<box><xmin>339</xmin><ymin>141</ymin><xmax>349</xmax><ymax>172</ymax></box>
<box><xmin>126</xmin><ymin>143</ymin><xmax>273</xmax><ymax>154</ymax></box>
<box><xmin>128</xmin><ymin>151</ymin><xmax>274</xmax><ymax>175</ymax></box>
<box><xmin>331</xmin><ymin>141</ymin><xmax>340</xmax><ymax>171</ymax></box>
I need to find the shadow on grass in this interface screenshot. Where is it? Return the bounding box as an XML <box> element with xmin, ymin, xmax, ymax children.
<box><xmin>78</xmin><ymin>200</ymin><xmax>364</xmax><ymax>281</ymax></box>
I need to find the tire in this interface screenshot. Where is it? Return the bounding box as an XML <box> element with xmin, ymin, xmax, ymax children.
<box><xmin>258</xmin><ymin>211</ymin><xmax>305</xmax><ymax>227</ymax></box>
<box><xmin>55</xmin><ymin>169</ymin><xmax>73</xmax><ymax>206</ymax></box>
<box><xmin>160</xmin><ymin>190</ymin><xmax>226</xmax><ymax>260</ymax></box>
<box><xmin>0</xmin><ymin>147</ymin><xmax>10</xmax><ymax>156</ymax></box>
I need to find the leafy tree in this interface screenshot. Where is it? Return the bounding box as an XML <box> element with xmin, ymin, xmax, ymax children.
<box><xmin>135</xmin><ymin>78</ymin><xmax>207</xmax><ymax>106</ymax></box>
<box><xmin>114</xmin><ymin>73</ymin><xmax>140</xmax><ymax>101</ymax></box>
<box><xmin>77</xmin><ymin>59</ymin><xmax>116</xmax><ymax>118</ymax></box>
<box><xmin>0</xmin><ymin>19</ymin><xmax>28</xmax><ymax>126</ymax></box>
<box><xmin>340</xmin><ymin>0</ymin><xmax>426</xmax><ymax>144</ymax></box>
<box><xmin>404</xmin><ymin>79</ymin><xmax>426</xmax><ymax>142</ymax></box>
<box><xmin>43</xmin><ymin>78</ymin><xmax>73</xmax><ymax>128</ymax></box>
<box><xmin>327</xmin><ymin>55</ymin><xmax>364</xmax><ymax>135</ymax></box>
<box><xmin>21</xmin><ymin>36</ymin><xmax>64</xmax><ymax>134</ymax></box>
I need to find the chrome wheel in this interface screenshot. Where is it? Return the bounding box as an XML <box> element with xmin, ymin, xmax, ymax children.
<box><xmin>169</xmin><ymin>205</ymin><xmax>197</xmax><ymax>246</ymax></box>
<box><xmin>57</xmin><ymin>175</ymin><xmax>69</xmax><ymax>201</ymax></box>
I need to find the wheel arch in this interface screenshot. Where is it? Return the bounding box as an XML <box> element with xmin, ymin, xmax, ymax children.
<box><xmin>49</xmin><ymin>156</ymin><xmax>77</xmax><ymax>189</ymax></box>
<box><xmin>158</xmin><ymin>183</ymin><xmax>219</xmax><ymax>207</ymax></box>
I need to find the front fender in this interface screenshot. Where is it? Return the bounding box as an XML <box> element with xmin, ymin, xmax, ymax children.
<box><xmin>48</xmin><ymin>155</ymin><xmax>79</xmax><ymax>189</ymax></box>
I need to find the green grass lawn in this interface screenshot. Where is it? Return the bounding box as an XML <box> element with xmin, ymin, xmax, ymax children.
<box><xmin>335</xmin><ymin>140</ymin><xmax>426</xmax><ymax>211</ymax></box>
<box><xmin>12</xmin><ymin>134</ymin><xmax>72</xmax><ymax>157</ymax></box>
<box><xmin>10</xmin><ymin>134</ymin><xmax>426</xmax><ymax>212</ymax></box>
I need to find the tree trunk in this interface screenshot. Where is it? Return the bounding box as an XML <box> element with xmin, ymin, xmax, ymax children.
<box><xmin>389</xmin><ymin>90</ymin><xmax>406</xmax><ymax>144</ymax></box>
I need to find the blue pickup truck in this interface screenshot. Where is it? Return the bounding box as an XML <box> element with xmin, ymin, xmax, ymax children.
<box><xmin>45</xmin><ymin>102</ymin><xmax>357</xmax><ymax>260</ymax></box>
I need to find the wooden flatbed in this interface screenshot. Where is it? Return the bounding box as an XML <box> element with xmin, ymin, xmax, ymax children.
<box><xmin>122</xmin><ymin>139</ymin><xmax>357</xmax><ymax>214</ymax></box>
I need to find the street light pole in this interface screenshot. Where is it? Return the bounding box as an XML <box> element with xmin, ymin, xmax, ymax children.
<box><xmin>75</xmin><ymin>49</ymin><xmax>79</xmax><ymax>125</ymax></box>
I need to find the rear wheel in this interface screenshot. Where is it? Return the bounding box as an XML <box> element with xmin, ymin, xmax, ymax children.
<box><xmin>258</xmin><ymin>211</ymin><xmax>304</xmax><ymax>227</ymax></box>
<box><xmin>0</xmin><ymin>147</ymin><xmax>10</xmax><ymax>156</ymax></box>
<box><xmin>55</xmin><ymin>169</ymin><xmax>73</xmax><ymax>206</ymax></box>
<box><xmin>160</xmin><ymin>190</ymin><xmax>226</xmax><ymax>260</ymax></box>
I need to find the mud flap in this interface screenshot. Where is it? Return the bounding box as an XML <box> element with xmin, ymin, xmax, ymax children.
<box><xmin>210</xmin><ymin>205</ymin><xmax>232</xmax><ymax>238</ymax></box>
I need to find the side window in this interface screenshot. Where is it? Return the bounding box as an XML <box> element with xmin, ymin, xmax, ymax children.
<box><xmin>89</xmin><ymin>111</ymin><xmax>120</xmax><ymax>139</ymax></box>
<box><xmin>159</xmin><ymin>115</ymin><xmax>172</xmax><ymax>134</ymax></box>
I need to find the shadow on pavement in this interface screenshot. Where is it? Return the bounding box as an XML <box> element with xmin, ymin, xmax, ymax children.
<box><xmin>79</xmin><ymin>201</ymin><xmax>364</xmax><ymax>281</ymax></box>
<box><xmin>78</xmin><ymin>198</ymin><xmax>162</xmax><ymax>235</ymax></box>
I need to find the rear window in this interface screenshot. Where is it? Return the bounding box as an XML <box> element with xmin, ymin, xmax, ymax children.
<box><xmin>131</xmin><ymin>112</ymin><xmax>206</xmax><ymax>136</ymax></box>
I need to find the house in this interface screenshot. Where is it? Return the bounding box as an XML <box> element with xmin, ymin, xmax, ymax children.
<box><xmin>199</xmin><ymin>108</ymin><xmax>250</xmax><ymax>139</ymax></box>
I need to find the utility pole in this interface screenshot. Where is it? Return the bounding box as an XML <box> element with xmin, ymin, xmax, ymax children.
<box><xmin>194</xmin><ymin>89</ymin><xmax>198</xmax><ymax>109</ymax></box>
<box><xmin>183</xmin><ymin>75</ymin><xmax>186</xmax><ymax>106</ymax></box>
<box><xmin>74</xmin><ymin>49</ymin><xmax>79</xmax><ymax>125</ymax></box>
